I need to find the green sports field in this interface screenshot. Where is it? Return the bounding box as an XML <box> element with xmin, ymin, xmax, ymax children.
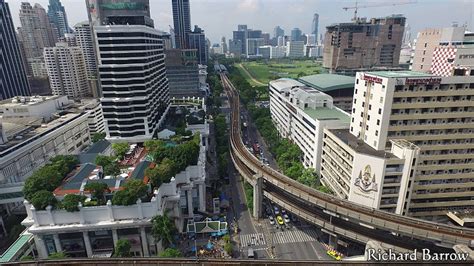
<box><xmin>236</xmin><ymin>59</ymin><xmax>325</xmax><ymax>85</ymax></box>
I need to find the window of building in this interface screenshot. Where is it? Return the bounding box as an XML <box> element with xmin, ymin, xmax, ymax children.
<box><xmin>378</xmin><ymin>108</ymin><xmax>382</xmax><ymax>114</ymax></box>
<box><xmin>421</xmin><ymin>58</ymin><xmax>424</xmax><ymax>63</ymax></box>
<box><xmin>374</xmin><ymin>140</ymin><xmax>377</xmax><ymax>147</ymax></box>
<box><xmin>380</xmin><ymin>97</ymin><xmax>384</xmax><ymax>103</ymax></box>
<box><xmin>369</xmin><ymin>104</ymin><xmax>372</xmax><ymax>110</ymax></box>
<box><xmin>420</xmin><ymin>65</ymin><xmax>423</xmax><ymax>70</ymax></box>
<box><xmin>352</xmin><ymin>108</ymin><xmax>355</xmax><ymax>113</ymax></box>
<box><xmin>361</xmin><ymin>112</ymin><xmax>364</xmax><ymax>117</ymax></box>
<box><xmin>352</xmin><ymin>117</ymin><xmax>354</xmax><ymax>122</ymax></box>
<box><xmin>377</xmin><ymin>119</ymin><xmax>380</xmax><ymax>125</ymax></box>
<box><xmin>356</xmin><ymin>79</ymin><xmax>359</xmax><ymax>84</ymax></box>
<box><xmin>367</xmin><ymin>115</ymin><xmax>370</xmax><ymax>121</ymax></box>
<box><xmin>423</xmin><ymin>50</ymin><xmax>426</xmax><ymax>55</ymax></box>
<box><xmin>362</xmin><ymin>102</ymin><xmax>365</xmax><ymax>107</ymax></box>
<box><xmin>363</xmin><ymin>92</ymin><xmax>366</xmax><ymax>97</ymax></box>
<box><xmin>366</xmin><ymin>125</ymin><xmax>369</xmax><ymax>130</ymax></box>
<box><xmin>355</xmin><ymin>89</ymin><xmax>358</xmax><ymax>94</ymax></box>
<box><xmin>350</xmin><ymin>126</ymin><xmax>353</xmax><ymax>132</ymax></box>
<box><xmin>375</xmin><ymin>130</ymin><xmax>379</xmax><ymax>136</ymax></box>
<box><xmin>354</xmin><ymin>99</ymin><xmax>357</xmax><ymax>103</ymax></box>
<box><xmin>424</xmin><ymin>43</ymin><xmax>427</xmax><ymax>48</ymax></box>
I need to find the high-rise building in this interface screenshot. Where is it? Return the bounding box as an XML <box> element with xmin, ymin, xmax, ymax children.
<box><xmin>286</xmin><ymin>41</ymin><xmax>304</xmax><ymax>58</ymax></box>
<box><xmin>233</xmin><ymin>30</ymin><xmax>246</xmax><ymax>54</ymax></box>
<box><xmin>172</xmin><ymin>0</ymin><xmax>191</xmax><ymax>49</ymax></box>
<box><xmin>90</xmin><ymin>0</ymin><xmax>169</xmax><ymax>141</ymax></box>
<box><xmin>247</xmin><ymin>38</ymin><xmax>264</xmax><ymax>57</ymax></box>
<box><xmin>277</xmin><ymin>36</ymin><xmax>285</xmax><ymax>47</ymax></box>
<box><xmin>188</xmin><ymin>25</ymin><xmax>208</xmax><ymax>65</ymax></box>
<box><xmin>410</xmin><ymin>26</ymin><xmax>467</xmax><ymax>75</ymax></box>
<box><xmin>229</xmin><ymin>39</ymin><xmax>242</xmax><ymax>56</ymax></box>
<box><xmin>221</xmin><ymin>36</ymin><xmax>227</xmax><ymax>54</ymax></box>
<box><xmin>0</xmin><ymin>0</ymin><xmax>31</xmax><ymax>100</ymax></box>
<box><xmin>273</xmin><ymin>26</ymin><xmax>284</xmax><ymax>38</ymax></box>
<box><xmin>74</xmin><ymin>21</ymin><xmax>99</xmax><ymax>97</ymax></box>
<box><xmin>47</xmin><ymin>0</ymin><xmax>70</xmax><ymax>37</ymax></box>
<box><xmin>17</xmin><ymin>3</ymin><xmax>56</xmax><ymax>75</ymax></box>
<box><xmin>354</xmin><ymin>71</ymin><xmax>474</xmax><ymax>218</ymax></box>
<box><xmin>165</xmin><ymin>49</ymin><xmax>200</xmax><ymax>97</ymax></box>
<box><xmin>44</xmin><ymin>42</ymin><xmax>90</xmax><ymax>98</ymax></box>
<box><xmin>305</xmin><ymin>34</ymin><xmax>317</xmax><ymax>45</ymax></box>
<box><xmin>237</xmin><ymin>24</ymin><xmax>247</xmax><ymax>31</ymax></box>
<box><xmin>262</xmin><ymin>32</ymin><xmax>270</xmax><ymax>45</ymax></box>
<box><xmin>86</xmin><ymin>0</ymin><xmax>153</xmax><ymax>27</ymax></box>
<box><xmin>290</xmin><ymin>28</ymin><xmax>302</xmax><ymax>42</ymax></box>
<box><xmin>312</xmin><ymin>13</ymin><xmax>319</xmax><ymax>44</ymax></box>
<box><xmin>323</xmin><ymin>15</ymin><xmax>406</xmax><ymax>73</ymax></box>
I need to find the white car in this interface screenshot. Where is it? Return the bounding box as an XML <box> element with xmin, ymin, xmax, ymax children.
<box><xmin>283</xmin><ymin>214</ymin><xmax>290</xmax><ymax>223</ymax></box>
<box><xmin>269</xmin><ymin>216</ymin><xmax>275</xmax><ymax>225</ymax></box>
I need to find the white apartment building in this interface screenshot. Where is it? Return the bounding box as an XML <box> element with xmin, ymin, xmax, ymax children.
<box><xmin>22</xmin><ymin>126</ymin><xmax>209</xmax><ymax>259</ymax></box>
<box><xmin>44</xmin><ymin>42</ymin><xmax>90</xmax><ymax>98</ymax></box>
<box><xmin>74</xmin><ymin>21</ymin><xmax>98</xmax><ymax>97</ymax></box>
<box><xmin>322</xmin><ymin>70</ymin><xmax>474</xmax><ymax>220</ymax></box>
<box><xmin>269</xmin><ymin>78</ymin><xmax>350</xmax><ymax>173</ymax></box>
<box><xmin>271</xmin><ymin>46</ymin><xmax>286</xmax><ymax>59</ymax></box>
<box><xmin>246</xmin><ymin>38</ymin><xmax>264</xmax><ymax>57</ymax></box>
<box><xmin>321</xmin><ymin>129</ymin><xmax>419</xmax><ymax>214</ymax></box>
<box><xmin>286</xmin><ymin>41</ymin><xmax>305</xmax><ymax>58</ymax></box>
<box><xmin>95</xmin><ymin>25</ymin><xmax>170</xmax><ymax>142</ymax></box>
<box><xmin>79</xmin><ymin>99</ymin><xmax>105</xmax><ymax>134</ymax></box>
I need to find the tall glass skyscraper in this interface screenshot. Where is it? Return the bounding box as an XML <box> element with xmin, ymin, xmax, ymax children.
<box><xmin>0</xmin><ymin>0</ymin><xmax>31</xmax><ymax>100</ymax></box>
<box><xmin>172</xmin><ymin>0</ymin><xmax>191</xmax><ymax>48</ymax></box>
<box><xmin>47</xmin><ymin>0</ymin><xmax>70</xmax><ymax>37</ymax></box>
<box><xmin>312</xmin><ymin>13</ymin><xmax>319</xmax><ymax>44</ymax></box>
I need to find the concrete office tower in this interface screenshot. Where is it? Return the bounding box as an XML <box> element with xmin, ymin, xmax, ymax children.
<box><xmin>0</xmin><ymin>0</ymin><xmax>30</xmax><ymax>100</ymax></box>
<box><xmin>233</xmin><ymin>29</ymin><xmax>246</xmax><ymax>54</ymax></box>
<box><xmin>286</xmin><ymin>41</ymin><xmax>304</xmax><ymax>58</ymax></box>
<box><xmin>188</xmin><ymin>25</ymin><xmax>208</xmax><ymax>65</ymax></box>
<box><xmin>44</xmin><ymin>42</ymin><xmax>90</xmax><ymax>98</ymax></box>
<box><xmin>323</xmin><ymin>15</ymin><xmax>406</xmax><ymax>73</ymax></box>
<box><xmin>305</xmin><ymin>34</ymin><xmax>317</xmax><ymax>45</ymax></box>
<box><xmin>221</xmin><ymin>36</ymin><xmax>227</xmax><ymax>53</ymax></box>
<box><xmin>277</xmin><ymin>36</ymin><xmax>285</xmax><ymax>47</ymax></box>
<box><xmin>291</xmin><ymin>28</ymin><xmax>302</xmax><ymax>41</ymax></box>
<box><xmin>238</xmin><ymin>24</ymin><xmax>247</xmax><ymax>31</ymax></box>
<box><xmin>47</xmin><ymin>0</ymin><xmax>70</xmax><ymax>37</ymax></box>
<box><xmin>247</xmin><ymin>38</ymin><xmax>265</xmax><ymax>57</ymax></box>
<box><xmin>312</xmin><ymin>13</ymin><xmax>319</xmax><ymax>44</ymax></box>
<box><xmin>228</xmin><ymin>39</ymin><xmax>242</xmax><ymax>56</ymax></box>
<box><xmin>262</xmin><ymin>32</ymin><xmax>270</xmax><ymax>45</ymax></box>
<box><xmin>165</xmin><ymin>49</ymin><xmax>200</xmax><ymax>97</ymax></box>
<box><xmin>410</xmin><ymin>26</ymin><xmax>466</xmax><ymax>74</ymax></box>
<box><xmin>274</xmin><ymin>26</ymin><xmax>284</xmax><ymax>38</ymax></box>
<box><xmin>172</xmin><ymin>0</ymin><xmax>191</xmax><ymax>48</ymax></box>
<box><xmin>74</xmin><ymin>21</ymin><xmax>99</xmax><ymax>97</ymax></box>
<box><xmin>346</xmin><ymin>71</ymin><xmax>474</xmax><ymax>219</ymax></box>
<box><xmin>17</xmin><ymin>3</ymin><xmax>56</xmax><ymax>75</ymax></box>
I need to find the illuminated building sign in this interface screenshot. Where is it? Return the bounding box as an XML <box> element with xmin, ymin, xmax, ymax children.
<box><xmin>405</xmin><ymin>77</ymin><xmax>442</xmax><ymax>85</ymax></box>
<box><xmin>362</xmin><ymin>74</ymin><xmax>383</xmax><ymax>84</ymax></box>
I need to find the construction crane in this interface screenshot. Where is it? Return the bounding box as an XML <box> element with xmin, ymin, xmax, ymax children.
<box><xmin>343</xmin><ymin>0</ymin><xmax>416</xmax><ymax>21</ymax></box>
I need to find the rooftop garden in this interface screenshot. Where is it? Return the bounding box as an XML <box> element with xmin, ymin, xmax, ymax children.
<box><xmin>23</xmin><ymin>133</ymin><xmax>201</xmax><ymax>211</ymax></box>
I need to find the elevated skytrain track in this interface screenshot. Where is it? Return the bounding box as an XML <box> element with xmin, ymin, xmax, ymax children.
<box><xmin>220</xmin><ymin>72</ymin><xmax>474</xmax><ymax>250</ymax></box>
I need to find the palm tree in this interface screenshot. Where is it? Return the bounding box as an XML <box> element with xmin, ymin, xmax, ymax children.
<box><xmin>151</xmin><ymin>213</ymin><xmax>177</xmax><ymax>248</ymax></box>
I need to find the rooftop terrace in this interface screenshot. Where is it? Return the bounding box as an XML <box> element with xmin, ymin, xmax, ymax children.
<box><xmin>299</xmin><ymin>74</ymin><xmax>355</xmax><ymax>92</ymax></box>
<box><xmin>303</xmin><ymin>107</ymin><xmax>350</xmax><ymax>123</ymax></box>
<box><xmin>329</xmin><ymin>128</ymin><xmax>395</xmax><ymax>158</ymax></box>
<box><xmin>365</xmin><ymin>71</ymin><xmax>434</xmax><ymax>78</ymax></box>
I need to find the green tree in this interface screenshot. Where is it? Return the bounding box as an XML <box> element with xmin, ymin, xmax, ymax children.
<box><xmin>62</xmin><ymin>194</ymin><xmax>87</xmax><ymax>212</ymax></box>
<box><xmin>95</xmin><ymin>155</ymin><xmax>114</xmax><ymax>167</ymax></box>
<box><xmin>297</xmin><ymin>168</ymin><xmax>319</xmax><ymax>187</ymax></box>
<box><xmin>113</xmin><ymin>239</ymin><xmax>131</xmax><ymax>257</ymax></box>
<box><xmin>112</xmin><ymin>142</ymin><xmax>130</xmax><ymax>160</ymax></box>
<box><xmin>151</xmin><ymin>213</ymin><xmax>177</xmax><ymax>248</ymax></box>
<box><xmin>159</xmin><ymin>248</ymin><xmax>182</xmax><ymax>258</ymax></box>
<box><xmin>111</xmin><ymin>180</ymin><xmax>148</xmax><ymax>206</ymax></box>
<box><xmin>224</xmin><ymin>242</ymin><xmax>233</xmax><ymax>255</ymax></box>
<box><xmin>222</xmin><ymin>234</ymin><xmax>230</xmax><ymax>243</ymax></box>
<box><xmin>47</xmin><ymin>252</ymin><xmax>68</xmax><ymax>259</ymax></box>
<box><xmin>84</xmin><ymin>182</ymin><xmax>109</xmax><ymax>204</ymax></box>
<box><xmin>144</xmin><ymin>139</ymin><xmax>166</xmax><ymax>153</ymax></box>
<box><xmin>155</xmin><ymin>158</ymin><xmax>176</xmax><ymax>184</ymax></box>
<box><xmin>284</xmin><ymin>162</ymin><xmax>304</xmax><ymax>180</ymax></box>
<box><xmin>91</xmin><ymin>132</ymin><xmax>106</xmax><ymax>143</ymax></box>
<box><xmin>30</xmin><ymin>190</ymin><xmax>57</xmax><ymax>210</ymax></box>
<box><xmin>104</xmin><ymin>161</ymin><xmax>121</xmax><ymax>176</ymax></box>
<box><xmin>317</xmin><ymin>185</ymin><xmax>333</xmax><ymax>194</ymax></box>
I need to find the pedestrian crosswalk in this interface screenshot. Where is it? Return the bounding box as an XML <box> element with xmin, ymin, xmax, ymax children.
<box><xmin>240</xmin><ymin>233</ymin><xmax>266</xmax><ymax>247</ymax></box>
<box><xmin>271</xmin><ymin>228</ymin><xmax>319</xmax><ymax>245</ymax></box>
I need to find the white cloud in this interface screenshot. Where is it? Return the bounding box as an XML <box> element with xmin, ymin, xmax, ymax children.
<box><xmin>237</xmin><ymin>0</ymin><xmax>262</xmax><ymax>13</ymax></box>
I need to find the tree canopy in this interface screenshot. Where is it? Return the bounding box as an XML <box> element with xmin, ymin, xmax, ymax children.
<box><xmin>91</xmin><ymin>132</ymin><xmax>106</xmax><ymax>143</ymax></box>
<box><xmin>30</xmin><ymin>190</ymin><xmax>57</xmax><ymax>210</ymax></box>
<box><xmin>151</xmin><ymin>213</ymin><xmax>177</xmax><ymax>248</ymax></box>
<box><xmin>95</xmin><ymin>155</ymin><xmax>120</xmax><ymax>176</ymax></box>
<box><xmin>47</xmin><ymin>252</ymin><xmax>68</xmax><ymax>259</ymax></box>
<box><xmin>62</xmin><ymin>194</ymin><xmax>87</xmax><ymax>212</ymax></box>
<box><xmin>23</xmin><ymin>155</ymin><xmax>78</xmax><ymax>201</ymax></box>
<box><xmin>159</xmin><ymin>248</ymin><xmax>182</xmax><ymax>258</ymax></box>
<box><xmin>111</xmin><ymin>179</ymin><xmax>148</xmax><ymax>206</ymax></box>
<box><xmin>113</xmin><ymin>239</ymin><xmax>131</xmax><ymax>257</ymax></box>
<box><xmin>112</xmin><ymin>142</ymin><xmax>130</xmax><ymax>160</ymax></box>
<box><xmin>84</xmin><ymin>182</ymin><xmax>109</xmax><ymax>204</ymax></box>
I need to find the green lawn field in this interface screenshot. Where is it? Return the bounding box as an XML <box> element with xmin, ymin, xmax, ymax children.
<box><xmin>236</xmin><ymin>59</ymin><xmax>325</xmax><ymax>85</ymax></box>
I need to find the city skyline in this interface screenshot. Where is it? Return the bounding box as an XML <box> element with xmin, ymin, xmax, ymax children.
<box><xmin>7</xmin><ymin>0</ymin><xmax>474</xmax><ymax>44</ymax></box>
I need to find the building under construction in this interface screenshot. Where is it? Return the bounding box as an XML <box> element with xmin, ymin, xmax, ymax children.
<box><xmin>323</xmin><ymin>15</ymin><xmax>406</xmax><ymax>74</ymax></box>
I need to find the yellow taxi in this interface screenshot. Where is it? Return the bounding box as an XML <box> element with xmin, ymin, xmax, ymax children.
<box><xmin>276</xmin><ymin>215</ymin><xmax>284</xmax><ymax>225</ymax></box>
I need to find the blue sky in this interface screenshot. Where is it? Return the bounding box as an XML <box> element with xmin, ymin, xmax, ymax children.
<box><xmin>8</xmin><ymin>0</ymin><xmax>474</xmax><ymax>44</ymax></box>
